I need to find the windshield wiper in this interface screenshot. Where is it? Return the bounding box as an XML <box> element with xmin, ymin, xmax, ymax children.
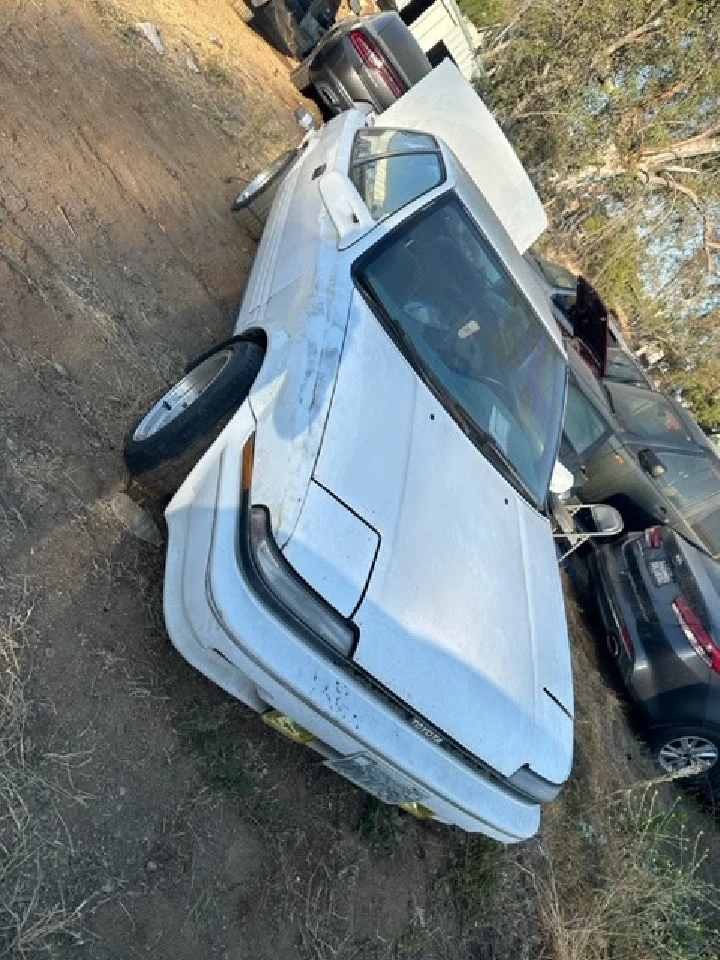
<box><xmin>446</xmin><ymin>398</ymin><xmax>536</xmax><ymax>504</ymax></box>
<box><xmin>478</xmin><ymin>430</ymin><xmax>536</xmax><ymax>504</ymax></box>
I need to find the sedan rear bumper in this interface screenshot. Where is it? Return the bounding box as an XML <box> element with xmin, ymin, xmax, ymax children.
<box><xmin>163</xmin><ymin>404</ymin><xmax>544</xmax><ymax>841</ymax></box>
<box><xmin>309</xmin><ymin>39</ymin><xmax>401</xmax><ymax>115</ymax></box>
<box><xmin>589</xmin><ymin>538</ymin><xmax>709</xmax><ymax>727</ymax></box>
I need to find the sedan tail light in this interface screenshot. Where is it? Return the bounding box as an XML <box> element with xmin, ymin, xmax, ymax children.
<box><xmin>672</xmin><ymin>596</ymin><xmax>720</xmax><ymax>673</ymax></box>
<box><xmin>348</xmin><ymin>30</ymin><xmax>406</xmax><ymax>99</ymax></box>
<box><xmin>644</xmin><ymin>526</ymin><xmax>662</xmax><ymax>550</ymax></box>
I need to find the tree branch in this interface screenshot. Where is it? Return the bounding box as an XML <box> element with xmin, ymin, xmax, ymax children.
<box><xmin>655</xmin><ymin>164</ymin><xmax>703</xmax><ymax>176</ymax></box>
<box><xmin>639</xmin><ymin>133</ymin><xmax>720</xmax><ymax>166</ymax></box>
<box><xmin>480</xmin><ymin>38</ymin><xmax>513</xmax><ymax>61</ymax></box>
<box><xmin>641</xmin><ymin>171</ymin><xmax>719</xmax><ymax>274</ymax></box>
<box><xmin>599</xmin><ymin>17</ymin><xmax>664</xmax><ymax>60</ymax></box>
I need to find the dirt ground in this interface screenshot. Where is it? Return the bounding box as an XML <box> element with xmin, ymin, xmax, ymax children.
<box><xmin>0</xmin><ymin>2</ymin><xmax>480</xmax><ymax>957</ymax></box>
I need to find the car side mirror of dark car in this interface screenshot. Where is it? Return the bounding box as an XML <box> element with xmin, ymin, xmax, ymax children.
<box><xmin>638</xmin><ymin>447</ymin><xmax>666</xmax><ymax>478</ymax></box>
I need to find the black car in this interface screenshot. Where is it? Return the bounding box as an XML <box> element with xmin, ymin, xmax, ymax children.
<box><xmin>248</xmin><ymin>0</ymin><xmax>341</xmax><ymax>59</ymax></box>
<box><xmin>590</xmin><ymin>523</ymin><xmax>720</xmax><ymax>782</ymax></box>
<box><xmin>289</xmin><ymin>12</ymin><xmax>431</xmax><ymax>118</ymax></box>
<box><xmin>561</xmin><ymin>347</ymin><xmax>720</xmax><ymax>560</ymax></box>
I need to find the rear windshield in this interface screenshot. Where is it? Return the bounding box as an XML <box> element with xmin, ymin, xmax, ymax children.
<box><xmin>354</xmin><ymin>196</ymin><xmax>566</xmax><ymax>508</ymax></box>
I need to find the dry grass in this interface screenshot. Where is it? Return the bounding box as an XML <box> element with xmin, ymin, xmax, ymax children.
<box><xmin>0</xmin><ymin>581</ymin><xmax>85</xmax><ymax>957</ymax></box>
<box><xmin>529</xmin><ymin>786</ymin><xmax>719</xmax><ymax>960</ymax></box>
<box><xmin>520</xmin><ymin>592</ymin><xmax>720</xmax><ymax>960</ymax></box>
<box><xmin>448</xmin><ymin>586</ymin><xmax>720</xmax><ymax>959</ymax></box>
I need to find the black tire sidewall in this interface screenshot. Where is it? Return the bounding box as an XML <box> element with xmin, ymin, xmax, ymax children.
<box><xmin>124</xmin><ymin>339</ymin><xmax>264</xmax><ymax>476</ymax></box>
<box><xmin>251</xmin><ymin>0</ymin><xmax>308</xmax><ymax>58</ymax></box>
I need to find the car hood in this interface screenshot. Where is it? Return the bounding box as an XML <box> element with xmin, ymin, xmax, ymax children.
<box><xmin>379</xmin><ymin>60</ymin><xmax>547</xmax><ymax>255</ymax></box>
<box><xmin>313</xmin><ymin>293</ymin><xmax>574</xmax><ymax>785</ymax></box>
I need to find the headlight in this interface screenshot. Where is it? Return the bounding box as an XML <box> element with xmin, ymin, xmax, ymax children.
<box><xmin>240</xmin><ymin>435</ymin><xmax>359</xmax><ymax>658</ymax></box>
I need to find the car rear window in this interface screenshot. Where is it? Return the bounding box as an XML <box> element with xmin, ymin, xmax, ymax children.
<box><xmin>349</xmin><ymin>128</ymin><xmax>444</xmax><ymax>222</ymax></box>
<box><xmin>353</xmin><ymin>195</ymin><xmax>566</xmax><ymax>507</ymax></box>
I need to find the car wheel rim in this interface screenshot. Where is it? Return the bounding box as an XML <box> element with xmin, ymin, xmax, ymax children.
<box><xmin>133</xmin><ymin>350</ymin><xmax>233</xmax><ymax>442</ymax></box>
<box><xmin>235</xmin><ymin>151</ymin><xmax>294</xmax><ymax>206</ymax></box>
<box><xmin>657</xmin><ymin>736</ymin><xmax>718</xmax><ymax>774</ymax></box>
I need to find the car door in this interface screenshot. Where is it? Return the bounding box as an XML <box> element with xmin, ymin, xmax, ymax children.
<box><xmin>560</xmin><ymin>373</ymin><xmax>665</xmax><ymax>526</ymax></box>
<box><xmin>597</xmin><ymin>382</ymin><xmax>712</xmax><ymax>526</ymax></box>
<box><xmin>643</xmin><ymin>449</ymin><xmax>720</xmax><ymax>552</ymax></box>
<box><xmin>560</xmin><ymin>360</ymin><xmax>627</xmax><ymax>494</ymax></box>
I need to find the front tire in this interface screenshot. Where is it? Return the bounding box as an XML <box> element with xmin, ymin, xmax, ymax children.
<box><xmin>124</xmin><ymin>339</ymin><xmax>264</xmax><ymax>496</ymax></box>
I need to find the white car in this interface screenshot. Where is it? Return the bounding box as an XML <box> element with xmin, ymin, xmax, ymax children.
<box><xmin>125</xmin><ymin>63</ymin><xmax>574</xmax><ymax>842</ymax></box>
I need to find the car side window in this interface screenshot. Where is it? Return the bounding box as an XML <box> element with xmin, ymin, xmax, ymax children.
<box><xmin>349</xmin><ymin>129</ymin><xmax>444</xmax><ymax>222</ymax></box>
<box><xmin>653</xmin><ymin>452</ymin><xmax>720</xmax><ymax>511</ymax></box>
<box><xmin>603</xmin><ymin>383</ymin><xmax>695</xmax><ymax>444</ymax></box>
<box><xmin>563</xmin><ymin>381</ymin><xmax>608</xmax><ymax>457</ymax></box>
<box><xmin>551</xmin><ymin>291</ymin><xmax>576</xmax><ymax>320</ymax></box>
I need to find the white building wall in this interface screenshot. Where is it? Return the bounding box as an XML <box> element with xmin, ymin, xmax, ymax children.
<box><xmin>394</xmin><ymin>0</ymin><xmax>480</xmax><ymax>81</ymax></box>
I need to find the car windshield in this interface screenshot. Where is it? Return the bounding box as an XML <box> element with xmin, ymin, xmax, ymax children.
<box><xmin>603</xmin><ymin>381</ymin><xmax>698</xmax><ymax>446</ymax></box>
<box><xmin>654</xmin><ymin>452</ymin><xmax>720</xmax><ymax>556</ymax></box>
<box><xmin>354</xmin><ymin>196</ymin><xmax>567</xmax><ymax>508</ymax></box>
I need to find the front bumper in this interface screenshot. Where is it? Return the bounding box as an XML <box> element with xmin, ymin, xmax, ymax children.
<box><xmin>163</xmin><ymin>404</ymin><xmax>543</xmax><ymax>842</ymax></box>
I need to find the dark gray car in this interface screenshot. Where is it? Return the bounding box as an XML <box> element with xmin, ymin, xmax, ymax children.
<box><xmin>290</xmin><ymin>12</ymin><xmax>432</xmax><ymax>118</ymax></box>
<box><xmin>561</xmin><ymin>348</ymin><xmax>720</xmax><ymax>559</ymax></box>
<box><xmin>590</xmin><ymin>523</ymin><xmax>720</xmax><ymax>784</ymax></box>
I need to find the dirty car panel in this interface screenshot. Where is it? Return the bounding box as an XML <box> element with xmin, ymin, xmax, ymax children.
<box><xmin>162</xmin><ymin>64</ymin><xmax>573</xmax><ymax>840</ymax></box>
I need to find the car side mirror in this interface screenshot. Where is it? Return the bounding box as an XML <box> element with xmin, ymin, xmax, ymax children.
<box><xmin>549</xmin><ymin>460</ymin><xmax>574</xmax><ymax>498</ymax></box>
<box><xmin>638</xmin><ymin>448</ymin><xmax>666</xmax><ymax>478</ymax></box>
